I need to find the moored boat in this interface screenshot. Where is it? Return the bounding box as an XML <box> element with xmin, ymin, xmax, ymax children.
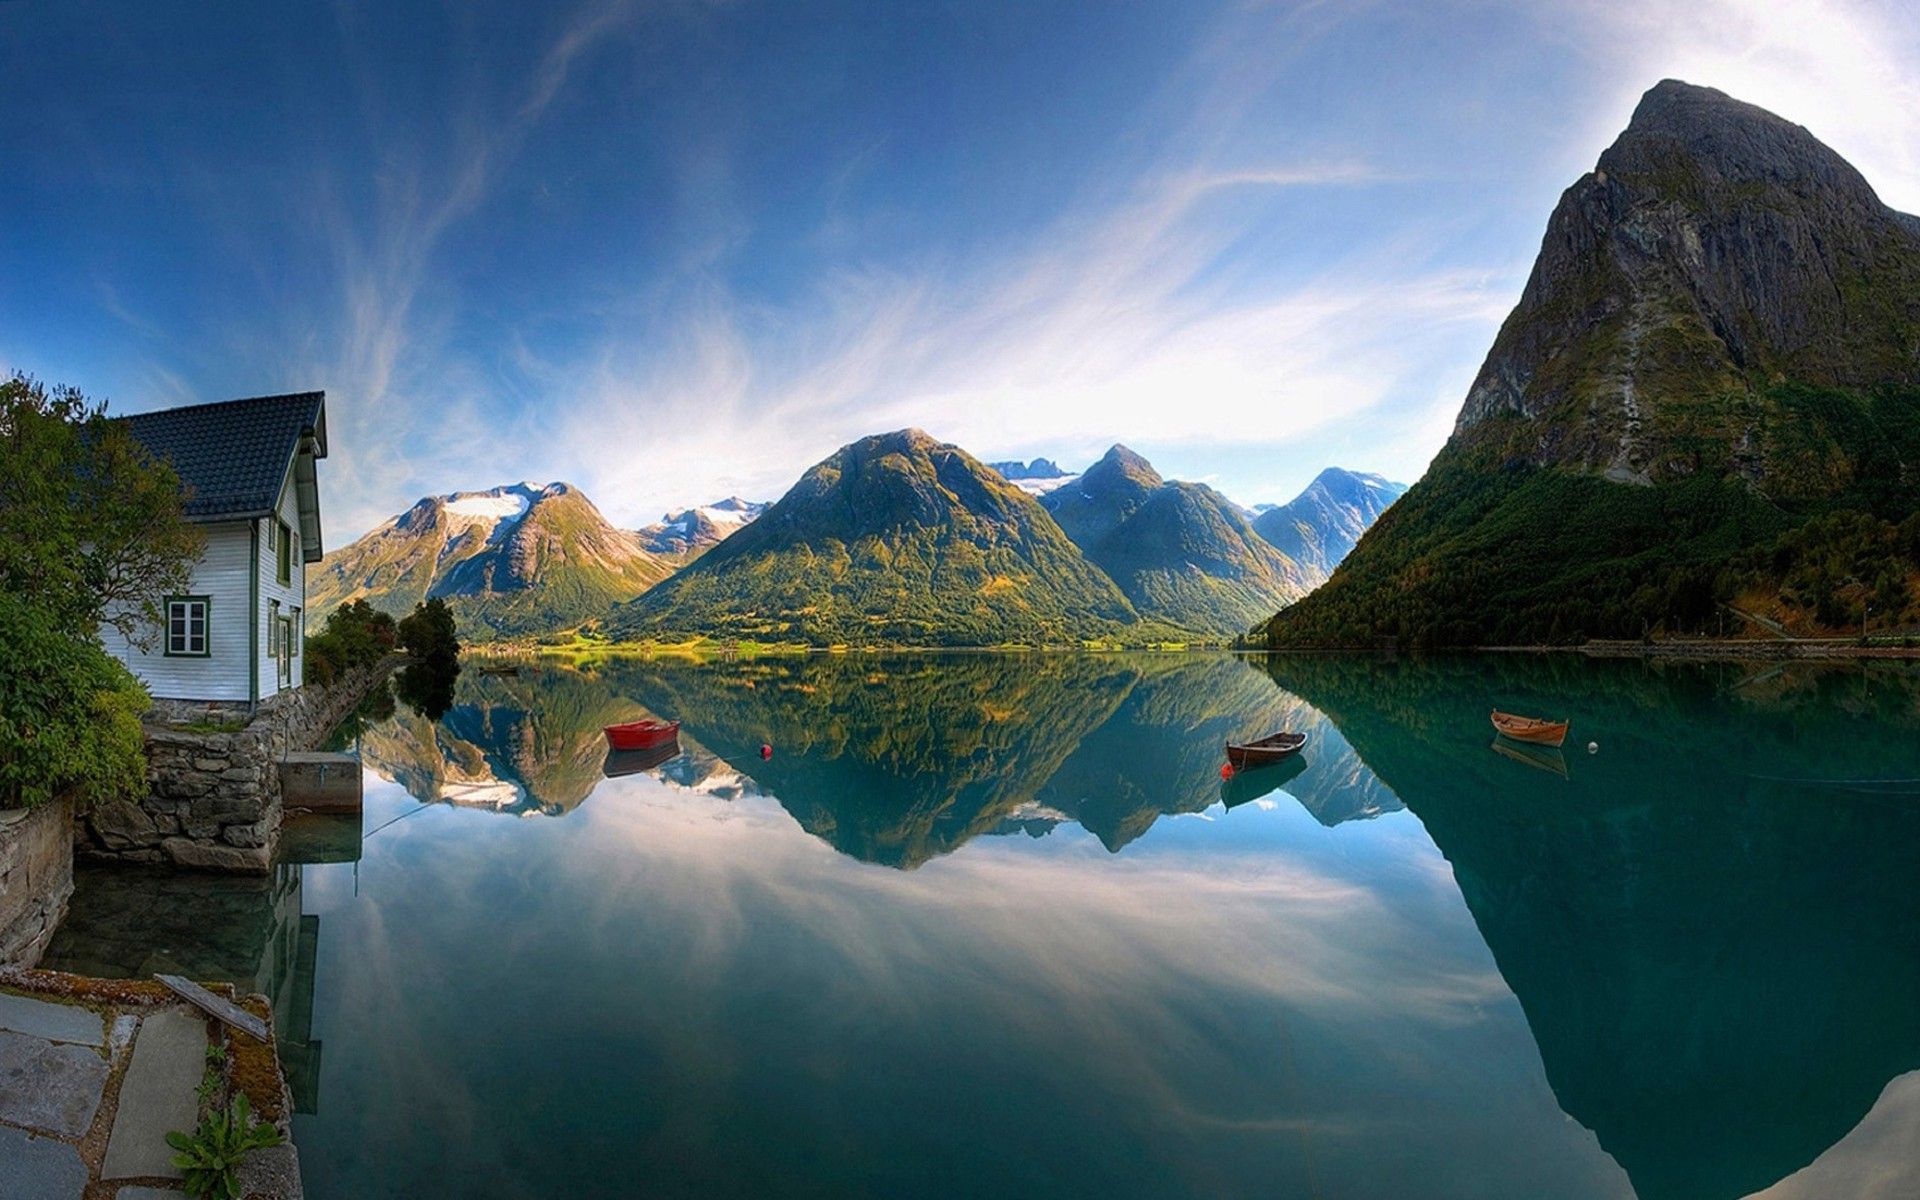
<box><xmin>604</xmin><ymin>718</ymin><xmax>681</xmax><ymax>751</ymax></box>
<box><xmin>1490</xmin><ymin>710</ymin><xmax>1569</xmax><ymax>747</ymax></box>
<box><xmin>1224</xmin><ymin>731</ymin><xmax>1308</xmax><ymax>770</ymax></box>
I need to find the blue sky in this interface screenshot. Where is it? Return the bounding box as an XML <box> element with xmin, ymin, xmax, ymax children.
<box><xmin>5</xmin><ymin>1</ymin><xmax>1918</xmax><ymax>541</ymax></box>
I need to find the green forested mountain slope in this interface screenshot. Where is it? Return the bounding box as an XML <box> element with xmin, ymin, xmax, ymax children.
<box><xmin>309</xmin><ymin>482</ymin><xmax>673</xmax><ymax>638</ymax></box>
<box><xmin>1042</xmin><ymin>446</ymin><xmax>1308</xmax><ymax>635</ymax></box>
<box><xmin>608</xmin><ymin>429</ymin><xmax>1141</xmax><ymax>645</ymax></box>
<box><xmin>1268</xmin><ymin>80</ymin><xmax>1920</xmax><ymax>648</ymax></box>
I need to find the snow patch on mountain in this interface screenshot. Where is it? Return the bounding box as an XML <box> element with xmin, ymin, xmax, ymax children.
<box><xmin>1011</xmin><ymin>474</ymin><xmax>1079</xmax><ymax>497</ymax></box>
<box><xmin>990</xmin><ymin>458</ymin><xmax>1079</xmax><ymax>497</ymax></box>
<box><xmin>637</xmin><ymin>496</ymin><xmax>769</xmax><ymax>558</ymax></box>
<box><xmin>447</xmin><ymin>491</ymin><xmax>531</xmax><ymax>522</ymax></box>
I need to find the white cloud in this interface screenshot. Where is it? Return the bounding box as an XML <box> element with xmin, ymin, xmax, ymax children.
<box><xmin>100</xmin><ymin>0</ymin><xmax>1918</xmax><ymax>541</ymax></box>
<box><xmin>531</xmin><ymin>153</ymin><xmax>1507</xmax><ymax>530</ymax></box>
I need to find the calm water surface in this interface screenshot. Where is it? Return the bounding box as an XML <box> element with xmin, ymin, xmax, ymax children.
<box><xmin>43</xmin><ymin>653</ymin><xmax>1920</xmax><ymax>1199</ymax></box>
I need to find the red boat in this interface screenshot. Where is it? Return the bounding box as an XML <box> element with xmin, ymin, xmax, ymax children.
<box><xmin>603</xmin><ymin>718</ymin><xmax>681</xmax><ymax>751</ymax></box>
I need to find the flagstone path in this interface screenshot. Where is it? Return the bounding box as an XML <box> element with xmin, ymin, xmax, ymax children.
<box><xmin>0</xmin><ymin>984</ymin><xmax>207</xmax><ymax>1199</ymax></box>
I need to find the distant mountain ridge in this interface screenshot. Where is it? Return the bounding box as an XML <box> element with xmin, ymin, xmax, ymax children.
<box><xmin>1250</xmin><ymin>468</ymin><xmax>1407</xmax><ymax>584</ymax></box>
<box><xmin>609</xmin><ymin>429</ymin><xmax>1141</xmax><ymax>645</ymax></box>
<box><xmin>1041</xmin><ymin>445</ymin><xmax>1310</xmax><ymax>636</ymax></box>
<box><xmin>635</xmin><ymin>497</ymin><xmax>768</xmax><ymax>563</ymax></box>
<box><xmin>318</xmin><ymin>447</ymin><xmax>1406</xmax><ymax>645</ymax></box>
<box><xmin>988</xmin><ymin>457</ymin><xmax>1079</xmax><ymax>496</ymax></box>
<box><xmin>309</xmin><ymin>481</ymin><xmax>672</xmax><ymax>637</ymax></box>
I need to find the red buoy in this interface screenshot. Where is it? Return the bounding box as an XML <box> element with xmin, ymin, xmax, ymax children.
<box><xmin>760</xmin><ymin>743</ymin><xmax>773</xmax><ymax>760</ymax></box>
<box><xmin>1219</xmin><ymin>762</ymin><xmax>1234</xmax><ymax>780</ymax></box>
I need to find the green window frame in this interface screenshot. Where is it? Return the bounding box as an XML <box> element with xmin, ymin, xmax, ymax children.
<box><xmin>276</xmin><ymin>519</ymin><xmax>293</xmax><ymax>584</ymax></box>
<box><xmin>164</xmin><ymin>595</ymin><xmax>212</xmax><ymax>658</ymax></box>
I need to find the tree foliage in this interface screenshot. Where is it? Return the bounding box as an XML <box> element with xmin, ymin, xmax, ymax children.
<box><xmin>397</xmin><ymin>597</ymin><xmax>459</xmax><ymax>661</ymax></box>
<box><xmin>0</xmin><ymin>373</ymin><xmax>204</xmax><ymax>647</ymax></box>
<box><xmin>303</xmin><ymin>600</ymin><xmax>396</xmax><ymax>687</ymax></box>
<box><xmin>0</xmin><ymin>593</ymin><xmax>149</xmax><ymax>809</ymax></box>
<box><xmin>394</xmin><ymin>597</ymin><xmax>461</xmax><ymax>719</ymax></box>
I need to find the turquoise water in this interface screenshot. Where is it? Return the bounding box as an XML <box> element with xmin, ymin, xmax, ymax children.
<box><xmin>42</xmin><ymin>653</ymin><xmax>1920</xmax><ymax>1199</ymax></box>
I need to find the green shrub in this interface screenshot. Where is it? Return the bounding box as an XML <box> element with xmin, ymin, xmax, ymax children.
<box><xmin>0</xmin><ymin>593</ymin><xmax>149</xmax><ymax>809</ymax></box>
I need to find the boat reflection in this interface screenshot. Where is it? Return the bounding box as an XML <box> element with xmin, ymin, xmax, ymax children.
<box><xmin>602</xmin><ymin>743</ymin><xmax>683</xmax><ymax>778</ymax></box>
<box><xmin>1488</xmin><ymin>737</ymin><xmax>1569</xmax><ymax>778</ymax></box>
<box><xmin>1218</xmin><ymin>754</ymin><xmax>1308</xmax><ymax>809</ymax></box>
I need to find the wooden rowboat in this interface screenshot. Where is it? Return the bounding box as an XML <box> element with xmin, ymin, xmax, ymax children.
<box><xmin>1490</xmin><ymin>710</ymin><xmax>1569</xmax><ymax>748</ymax></box>
<box><xmin>604</xmin><ymin>718</ymin><xmax>681</xmax><ymax>751</ymax></box>
<box><xmin>1225</xmin><ymin>731</ymin><xmax>1308</xmax><ymax>770</ymax></box>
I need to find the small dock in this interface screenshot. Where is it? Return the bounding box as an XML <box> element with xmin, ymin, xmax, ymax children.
<box><xmin>278</xmin><ymin>752</ymin><xmax>363</xmax><ymax>814</ymax></box>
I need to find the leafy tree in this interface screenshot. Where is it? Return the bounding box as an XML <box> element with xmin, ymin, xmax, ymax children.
<box><xmin>396</xmin><ymin>597</ymin><xmax>459</xmax><ymax>661</ymax></box>
<box><xmin>394</xmin><ymin>598</ymin><xmax>460</xmax><ymax>719</ymax></box>
<box><xmin>303</xmin><ymin>600</ymin><xmax>397</xmax><ymax>687</ymax></box>
<box><xmin>0</xmin><ymin>373</ymin><xmax>204</xmax><ymax>647</ymax></box>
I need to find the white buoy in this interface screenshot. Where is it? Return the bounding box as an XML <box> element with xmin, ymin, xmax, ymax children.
<box><xmin>1588</xmin><ymin>741</ymin><xmax>1599</xmax><ymax>754</ymax></box>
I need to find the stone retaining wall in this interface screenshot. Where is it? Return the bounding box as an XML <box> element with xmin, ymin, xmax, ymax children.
<box><xmin>0</xmin><ymin>796</ymin><xmax>74</xmax><ymax>966</ymax></box>
<box><xmin>77</xmin><ymin>660</ymin><xmax>393</xmax><ymax>875</ymax></box>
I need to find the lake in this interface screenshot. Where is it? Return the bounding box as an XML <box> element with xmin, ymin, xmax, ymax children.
<box><xmin>41</xmin><ymin>652</ymin><xmax>1920</xmax><ymax>1199</ymax></box>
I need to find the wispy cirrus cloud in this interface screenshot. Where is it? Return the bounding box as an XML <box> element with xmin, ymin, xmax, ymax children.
<box><xmin>16</xmin><ymin>0</ymin><xmax>1919</xmax><ymax>541</ymax></box>
<box><xmin>269</xmin><ymin>0</ymin><xmax>645</xmax><ymax>535</ymax></box>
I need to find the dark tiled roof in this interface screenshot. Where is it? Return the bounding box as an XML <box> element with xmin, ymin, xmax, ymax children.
<box><xmin>119</xmin><ymin>392</ymin><xmax>326</xmax><ymax>520</ymax></box>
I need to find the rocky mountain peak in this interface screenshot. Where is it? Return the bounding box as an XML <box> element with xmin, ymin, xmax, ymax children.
<box><xmin>1450</xmin><ymin>79</ymin><xmax>1920</xmax><ymax>487</ymax></box>
<box><xmin>1095</xmin><ymin>444</ymin><xmax>1163</xmax><ymax>485</ymax></box>
<box><xmin>1606</xmin><ymin>81</ymin><xmax>1872</xmax><ymax>196</ymax></box>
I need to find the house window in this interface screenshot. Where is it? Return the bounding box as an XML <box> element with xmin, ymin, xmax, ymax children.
<box><xmin>269</xmin><ymin>601</ymin><xmax>281</xmax><ymax>655</ymax></box>
<box><xmin>276</xmin><ymin>520</ymin><xmax>292</xmax><ymax>584</ymax></box>
<box><xmin>292</xmin><ymin>608</ymin><xmax>302</xmax><ymax>656</ymax></box>
<box><xmin>165</xmin><ymin>596</ymin><xmax>210</xmax><ymax>657</ymax></box>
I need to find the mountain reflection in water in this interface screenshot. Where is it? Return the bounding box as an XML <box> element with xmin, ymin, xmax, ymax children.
<box><xmin>1268</xmin><ymin>655</ymin><xmax>1920</xmax><ymax>1200</ymax></box>
<box><xmin>360</xmin><ymin>652</ymin><xmax>1919</xmax><ymax>1199</ymax></box>
<box><xmin>353</xmin><ymin>653</ymin><xmax>1401</xmax><ymax>859</ymax></box>
<box><xmin>41</xmin><ymin>652</ymin><xmax>1920</xmax><ymax>1200</ymax></box>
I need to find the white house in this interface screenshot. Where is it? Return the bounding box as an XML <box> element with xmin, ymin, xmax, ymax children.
<box><xmin>102</xmin><ymin>392</ymin><xmax>329</xmax><ymax>705</ymax></box>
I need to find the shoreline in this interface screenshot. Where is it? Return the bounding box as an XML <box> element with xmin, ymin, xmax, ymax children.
<box><xmin>1482</xmin><ymin>639</ymin><xmax>1920</xmax><ymax>661</ymax></box>
<box><xmin>461</xmin><ymin>638</ymin><xmax>1920</xmax><ymax>663</ymax></box>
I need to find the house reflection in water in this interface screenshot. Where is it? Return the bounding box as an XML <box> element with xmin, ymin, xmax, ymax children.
<box><xmin>40</xmin><ymin>812</ymin><xmax>363</xmax><ymax>1114</ymax></box>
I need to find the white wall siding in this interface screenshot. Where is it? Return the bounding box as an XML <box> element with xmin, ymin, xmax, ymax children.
<box><xmin>101</xmin><ymin>521</ymin><xmax>256</xmax><ymax>702</ymax></box>
<box><xmin>259</xmin><ymin>477</ymin><xmax>307</xmax><ymax>697</ymax></box>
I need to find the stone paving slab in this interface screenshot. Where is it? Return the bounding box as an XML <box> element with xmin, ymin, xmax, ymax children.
<box><xmin>0</xmin><ymin>1124</ymin><xmax>89</xmax><ymax>1199</ymax></box>
<box><xmin>0</xmin><ymin>1027</ymin><xmax>109</xmax><ymax>1137</ymax></box>
<box><xmin>237</xmin><ymin>1143</ymin><xmax>303</xmax><ymax>1198</ymax></box>
<box><xmin>0</xmin><ymin>990</ymin><xmax>106</xmax><ymax>1046</ymax></box>
<box><xmin>101</xmin><ymin>1008</ymin><xmax>207</xmax><ymax>1181</ymax></box>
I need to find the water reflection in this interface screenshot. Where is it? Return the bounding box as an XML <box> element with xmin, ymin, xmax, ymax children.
<box><xmin>44</xmin><ymin>652</ymin><xmax>1920</xmax><ymax>1198</ymax></box>
<box><xmin>1267</xmin><ymin>655</ymin><xmax>1920</xmax><ymax>1200</ymax></box>
<box><xmin>38</xmin><ymin>812</ymin><xmax>364</xmax><ymax>1113</ymax></box>
<box><xmin>358</xmin><ymin>653</ymin><xmax>1398</xmax><ymax>862</ymax></box>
